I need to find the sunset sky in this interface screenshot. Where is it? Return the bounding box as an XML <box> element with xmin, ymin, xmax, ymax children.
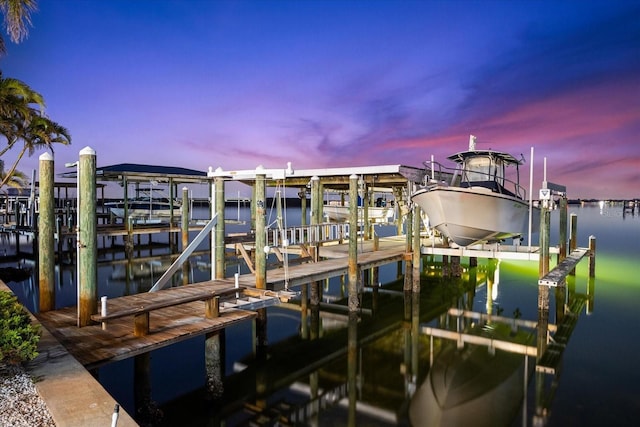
<box><xmin>1</xmin><ymin>0</ymin><xmax>638</xmax><ymax>199</ymax></box>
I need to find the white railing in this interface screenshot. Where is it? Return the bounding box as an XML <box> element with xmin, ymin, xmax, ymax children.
<box><xmin>268</xmin><ymin>222</ymin><xmax>350</xmax><ymax>246</ymax></box>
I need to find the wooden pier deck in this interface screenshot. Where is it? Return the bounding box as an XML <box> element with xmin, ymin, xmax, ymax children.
<box><xmin>36</xmin><ymin>282</ymin><xmax>257</xmax><ymax>370</ymax></box>
<box><xmin>34</xmin><ymin>240</ymin><xmax>408</xmax><ymax>370</ymax></box>
<box><xmin>34</xmin><ymin>236</ymin><xmax>563</xmax><ymax>371</ymax></box>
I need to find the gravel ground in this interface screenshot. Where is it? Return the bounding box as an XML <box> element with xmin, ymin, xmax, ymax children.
<box><xmin>0</xmin><ymin>363</ymin><xmax>55</xmax><ymax>427</ymax></box>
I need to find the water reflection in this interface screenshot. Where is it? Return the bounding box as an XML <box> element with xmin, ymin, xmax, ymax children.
<box><xmin>1</xmin><ymin>207</ymin><xmax>602</xmax><ymax>426</ymax></box>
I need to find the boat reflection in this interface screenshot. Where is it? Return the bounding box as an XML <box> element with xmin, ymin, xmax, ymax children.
<box><xmin>409</xmin><ymin>259</ymin><xmax>593</xmax><ymax>427</ymax></box>
<box><xmin>409</xmin><ymin>323</ymin><xmax>533</xmax><ymax>427</ymax></box>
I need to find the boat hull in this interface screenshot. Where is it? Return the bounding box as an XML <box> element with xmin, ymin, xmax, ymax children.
<box><xmin>106</xmin><ymin>202</ymin><xmax>181</xmax><ymax>219</ymax></box>
<box><xmin>412</xmin><ymin>186</ymin><xmax>539</xmax><ymax>246</ymax></box>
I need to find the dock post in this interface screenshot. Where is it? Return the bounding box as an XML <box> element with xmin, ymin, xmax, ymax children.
<box><xmin>538</xmin><ymin>200</ymin><xmax>551</xmax><ymax>279</ymax></box>
<box><xmin>347</xmin><ymin>311</ymin><xmax>358</xmax><ymax>426</ymax></box>
<box><xmin>363</xmin><ymin>185</ymin><xmax>370</xmax><ymax>241</ymax></box>
<box><xmin>38</xmin><ymin>153</ymin><xmax>55</xmax><ymax>312</ymax></box>
<box><xmin>254</xmin><ymin>167</ymin><xmax>267</xmax><ymax>359</ymax></box>
<box><xmin>404</xmin><ymin>183</ymin><xmax>413</xmax><ymax>292</ymax></box>
<box><xmin>181</xmin><ymin>187</ymin><xmax>190</xmax><ymax>285</ymax></box>
<box><xmin>181</xmin><ymin>187</ymin><xmax>189</xmax><ymax>250</ymax></box>
<box><xmin>588</xmin><ymin>235</ymin><xmax>596</xmax><ymax>278</ymax></box>
<box><xmin>255</xmin><ymin>166</ymin><xmax>267</xmax><ymax>289</ymax></box>
<box><xmin>205</xmin><ymin>329</ymin><xmax>224</xmax><ymax>399</ymax></box>
<box><xmin>300</xmin><ymin>187</ymin><xmax>307</xmax><ymax>227</ymax></box>
<box><xmin>310</xmin><ymin>176</ymin><xmax>321</xmax><ymax>261</ymax></box>
<box><xmin>77</xmin><ymin>147</ymin><xmax>97</xmax><ymax>327</ymax></box>
<box><xmin>412</xmin><ymin>201</ymin><xmax>421</xmax><ymax>292</ymax></box>
<box><xmin>215</xmin><ymin>175</ymin><xmax>225</xmax><ymax>279</ymax></box>
<box><xmin>204</xmin><ymin>297</ymin><xmax>225</xmax><ymax>399</ymax></box>
<box><xmin>559</xmin><ymin>196</ymin><xmax>568</xmax><ymax>262</ymax></box>
<box><xmin>134</xmin><ymin>353</ymin><xmax>159</xmax><ymax>424</ymax></box>
<box><xmin>300</xmin><ymin>283</ymin><xmax>309</xmax><ymax>339</ymax></box>
<box><xmin>569</xmin><ymin>213</ymin><xmax>578</xmax><ymax>275</ymax></box>
<box><xmin>348</xmin><ymin>174</ymin><xmax>359</xmax><ymax>312</ymax></box>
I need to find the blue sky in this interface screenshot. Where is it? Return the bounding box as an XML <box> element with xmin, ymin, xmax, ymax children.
<box><xmin>2</xmin><ymin>0</ymin><xmax>639</xmax><ymax>199</ymax></box>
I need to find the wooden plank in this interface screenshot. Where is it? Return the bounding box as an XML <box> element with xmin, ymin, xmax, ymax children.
<box><xmin>36</xmin><ymin>303</ymin><xmax>256</xmax><ymax>370</ymax></box>
<box><xmin>538</xmin><ymin>248</ymin><xmax>588</xmax><ymax>287</ymax></box>
<box><xmin>91</xmin><ymin>285</ymin><xmax>242</xmax><ymax>322</ymax></box>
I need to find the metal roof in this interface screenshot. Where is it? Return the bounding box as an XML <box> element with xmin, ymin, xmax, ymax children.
<box><xmin>213</xmin><ymin>164</ymin><xmax>426</xmax><ymax>190</ymax></box>
<box><xmin>60</xmin><ymin>163</ymin><xmax>208</xmax><ymax>184</ymax></box>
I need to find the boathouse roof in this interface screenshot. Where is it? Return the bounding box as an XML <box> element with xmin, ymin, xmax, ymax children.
<box><xmin>60</xmin><ymin>163</ymin><xmax>208</xmax><ymax>184</ymax></box>
<box><xmin>217</xmin><ymin>164</ymin><xmax>426</xmax><ymax>191</ymax></box>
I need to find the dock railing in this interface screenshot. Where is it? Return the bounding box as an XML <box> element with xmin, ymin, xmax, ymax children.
<box><xmin>268</xmin><ymin>222</ymin><xmax>350</xmax><ymax>247</ymax></box>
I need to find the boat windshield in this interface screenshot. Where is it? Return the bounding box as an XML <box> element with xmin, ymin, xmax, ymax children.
<box><xmin>462</xmin><ymin>156</ymin><xmax>504</xmax><ymax>185</ymax></box>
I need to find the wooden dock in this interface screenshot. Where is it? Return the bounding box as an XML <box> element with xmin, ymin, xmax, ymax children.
<box><xmin>34</xmin><ymin>235</ymin><xmax>586</xmax><ymax>372</ymax></box>
<box><xmin>34</xmin><ymin>240</ymin><xmax>409</xmax><ymax>370</ymax></box>
<box><xmin>35</xmin><ymin>282</ymin><xmax>257</xmax><ymax>370</ymax></box>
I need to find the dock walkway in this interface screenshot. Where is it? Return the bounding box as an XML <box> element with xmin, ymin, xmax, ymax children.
<box><xmin>34</xmin><ymin>238</ymin><xmax>409</xmax><ymax>372</ymax></box>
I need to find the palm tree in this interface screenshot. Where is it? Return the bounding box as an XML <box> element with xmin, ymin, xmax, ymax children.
<box><xmin>0</xmin><ymin>72</ymin><xmax>70</xmax><ymax>188</ymax></box>
<box><xmin>0</xmin><ymin>0</ymin><xmax>37</xmax><ymax>55</ymax></box>
<box><xmin>0</xmin><ymin>158</ymin><xmax>26</xmax><ymax>191</ymax></box>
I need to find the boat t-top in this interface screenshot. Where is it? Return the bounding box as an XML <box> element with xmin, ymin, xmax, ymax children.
<box><xmin>411</xmin><ymin>135</ymin><xmax>540</xmax><ymax>247</ymax></box>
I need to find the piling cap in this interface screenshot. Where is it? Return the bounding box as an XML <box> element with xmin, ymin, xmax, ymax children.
<box><xmin>39</xmin><ymin>152</ymin><xmax>53</xmax><ymax>161</ymax></box>
<box><xmin>80</xmin><ymin>146</ymin><xmax>96</xmax><ymax>156</ymax></box>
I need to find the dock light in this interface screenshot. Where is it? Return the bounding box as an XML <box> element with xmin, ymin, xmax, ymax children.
<box><xmin>264</xmin><ymin>245</ymin><xmax>270</xmax><ymax>254</ymax></box>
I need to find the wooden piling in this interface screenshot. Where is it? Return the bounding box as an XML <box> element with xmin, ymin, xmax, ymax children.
<box><xmin>38</xmin><ymin>153</ymin><xmax>55</xmax><ymax>312</ymax></box>
<box><xmin>205</xmin><ymin>302</ymin><xmax>223</xmax><ymax>399</ymax></box>
<box><xmin>559</xmin><ymin>196</ymin><xmax>568</xmax><ymax>261</ymax></box>
<box><xmin>588</xmin><ymin>235</ymin><xmax>596</xmax><ymax>278</ymax></box>
<box><xmin>347</xmin><ymin>312</ymin><xmax>358</xmax><ymax>426</ymax></box>
<box><xmin>181</xmin><ymin>187</ymin><xmax>189</xmax><ymax>250</ymax></box>
<box><xmin>255</xmin><ymin>167</ymin><xmax>266</xmax><ymax>289</ymax></box>
<box><xmin>78</xmin><ymin>147</ymin><xmax>97</xmax><ymax>327</ymax></box>
<box><xmin>348</xmin><ymin>174</ymin><xmax>359</xmax><ymax>312</ymax></box>
<box><xmin>404</xmin><ymin>183</ymin><xmax>413</xmax><ymax>292</ymax></box>
<box><xmin>538</xmin><ymin>202</ymin><xmax>551</xmax><ymax>278</ymax></box>
<box><xmin>133</xmin><ymin>353</ymin><xmax>155</xmax><ymax>423</ymax></box>
<box><xmin>412</xmin><ymin>201</ymin><xmax>421</xmax><ymax>292</ymax></box>
<box><xmin>310</xmin><ymin>176</ymin><xmax>321</xmax><ymax>261</ymax></box>
<box><xmin>299</xmin><ymin>187</ymin><xmax>307</xmax><ymax>227</ymax></box>
<box><xmin>253</xmin><ymin>168</ymin><xmax>268</xmax><ymax>358</ymax></box>
<box><xmin>215</xmin><ymin>175</ymin><xmax>225</xmax><ymax>279</ymax></box>
<box><xmin>363</xmin><ymin>186</ymin><xmax>370</xmax><ymax>241</ymax></box>
<box><xmin>569</xmin><ymin>213</ymin><xmax>578</xmax><ymax>275</ymax></box>
<box><xmin>205</xmin><ymin>330</ymin><xmax>224</xmax><ymax>399</ymax></box>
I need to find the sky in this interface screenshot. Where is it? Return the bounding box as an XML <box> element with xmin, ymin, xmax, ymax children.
<box><xmin>1</xmin><ymin>0</ymin><xmax>639</xmax><ymax>199</ymax></box>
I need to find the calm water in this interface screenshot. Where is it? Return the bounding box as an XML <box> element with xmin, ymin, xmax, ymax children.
<box><xmin>3</xmin><ymin>203</ymin><xmax>639</xmax><ymax>426</ymax></box>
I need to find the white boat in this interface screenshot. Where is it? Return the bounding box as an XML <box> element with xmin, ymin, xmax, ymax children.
<box><xmin>323</xmin><ymin>204</ymin><xmax>394</xmax><ymax>223</ymax></box>
<box><xmin>411</xmin><ymin>135</ymin><xmax>540</xmax><ymax>246</ymax></box>
<box><xmin>105</xmin><ymin>197</ymin><xmax>181</xmax><ymax>220</ymax></box>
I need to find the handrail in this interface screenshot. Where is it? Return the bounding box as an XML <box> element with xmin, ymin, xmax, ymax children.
<box><xmin>422</xmin><ymin>160</ymin><xmax>527</xmax><ymax>200</ymax></box>
<box><xmin>268</xmin><ymin>222</ymin><xmax>350</xmax><ymax>247</ymax></box>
